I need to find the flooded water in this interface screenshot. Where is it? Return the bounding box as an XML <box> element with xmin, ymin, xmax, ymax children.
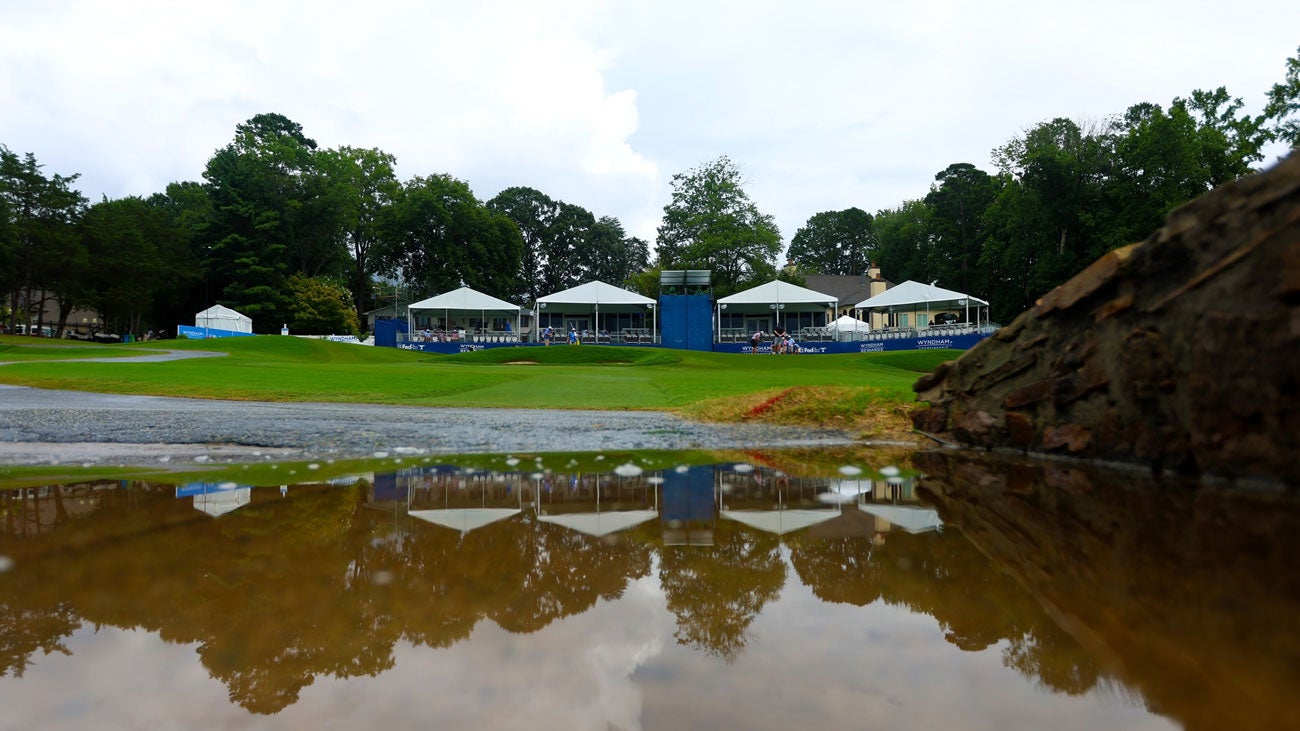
<box><xmin>1</xmin><ymin>447</ymin><xmax>1296</xmax><ymax>730</ymax></box>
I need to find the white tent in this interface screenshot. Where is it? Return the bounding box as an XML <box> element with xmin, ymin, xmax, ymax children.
<box><xmin>715</xmin><ymin>280</ymin><xmax>837</xmax><ymax>340</ymax></box>
<box><xmin>720</xmin><ymin>508</ymin><xmax>841</xmax><ymax>536</ymax></box>
<box><xmin>193</xmin><ymin>487</ymin><xmax>252</xmax><ymax>517</ymax></box>
<box><xmin>407</xmin><ymin>286</ymin><xmax>522</xmax><ymax>339</ymax></box>
<box><xmin>857</xmin><ymin>503</ymin><xmax>943</xmax><ymax>534</ymax></box>
<box><xmin>195</xmin><ymin>304</ymin><xmax>253</xmax><ymax>334</ymax></box>
<box><xmin>538</xmin><ymin>510</ymin><xmax>659</xmax><ymax>538</ymax></box>
<box><xmin>535</xmin><ymin>280</ymin><xmax>657</xmax><ymax>342</ymax></box>
<box><xmin>832</xmin><ymin>312</ymin><xmax>873</xmax><ymax>338</ymax></box>
<box><xmin>408</xmin><ymin>508</ymin><xmax>522</xmax><ymax>535</ymax></box>
<box><xmin>853</xmin><ymin>280</ymin><xmax>988</xmax><ymax>328</ymax></box>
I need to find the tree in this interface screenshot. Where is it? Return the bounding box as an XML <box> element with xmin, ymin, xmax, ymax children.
<box><xmin>80</xmin><ymin>196</ymin><xmax>192</xmax><ymax>336</ymax></box>
<box><xmin>486</xmin><ymin>186</ymin><xmax>560</xmax><ymax>302</ymax></box>
<box><xmin>316</xmin><ymin>146</ymin><xmax>401</xmax><ymax>324</ymax></box>
<box><xmin>0</xmin><ymin>146</ymin><xmax>87</xmax><ymax>333</ymax></box>
<box><xmin>924</xmin><ymin>163</ymin><xmax>1001</xmax><ymax>295</ymax></box>
<box><xmin>787</xmin><ymin>207</ymin><xmax>877</xmax><ymax>275</ymax></box>
<box><xmin>872</xmin><ymin>199</ymin><xmax>934</xmax><ymax>286</ymax></box>
<box><xmin>378</xmin><ymin>174</ymin><xmax>523</xmax><ymax>302</ymax></box>
<box><xmin>201</xmin><ymin>113</ymin><xmax>346</xmax><ymax>331</ymax></box>
<box><xmin>1264</xmin><ymin>45</ymin><xmax>1300</xmax><ymax>148</ymax></box>
<box><xmin>283</xmin><ymin>273</ymin><xmax>361</xmax><ymax>336</ymax></box>
<box><xmin>655</xmin><ymin>156</ymin><xmax>782</xmax><ymax>296</ymax></box>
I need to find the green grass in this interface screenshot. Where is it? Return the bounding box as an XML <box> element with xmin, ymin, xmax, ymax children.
<box><xmin>0</xmin><ymin>338</ymin><xmax>142</xmax><ymax>361</ymax></box>
<box><xmin>0</xmin><ymin>336</ymin><xmax>956</xmax><ymax>413</ymax></box>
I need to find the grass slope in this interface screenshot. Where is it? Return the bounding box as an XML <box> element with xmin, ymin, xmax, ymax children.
<box><xmin>0</xmin><ymin>337</ymin><xmax>955</xmax><ymax>432</ymax></box>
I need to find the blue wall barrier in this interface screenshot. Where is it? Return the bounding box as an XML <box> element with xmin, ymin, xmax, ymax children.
<box><xmin>177</xmin><ymin>325</ymin><xmax>255</xmax><ymax>339</ymax></box>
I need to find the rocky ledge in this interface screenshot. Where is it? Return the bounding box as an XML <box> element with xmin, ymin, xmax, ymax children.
<box><xmin>912</xmin><ymin>152</ymin><xmax>1299</xmax><ymax>485</ymax></box>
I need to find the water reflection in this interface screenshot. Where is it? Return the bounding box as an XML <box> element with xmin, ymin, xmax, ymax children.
<box><xmin>1</xmin><ymin>449</ymin><xmax>1293</xmax><ymax>729</ymax></box>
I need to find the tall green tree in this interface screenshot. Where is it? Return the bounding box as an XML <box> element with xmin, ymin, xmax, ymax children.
<box><xmin>872</xmin><ymin>199</ymin><xmax>934</xmax><ymax>286</ymax></box>
<box><xmin>316</xmin><ymin>146</ymin><xmax>401</xmax><ymax>323</ymax></box>
<box><xmin>80</xmin><ymin>196</ymin><xmax>192</xmax><ymax>336</ymax></box>
<box><xmin>655</xmin><ymin>156</ymin><xmax>782</xmax><ymax>296</ymax></box>
<box><xmin>787</xmin><ymin>207</ymin><xmax>877</xmax><ymax>275</ymax></box>
<box><xmin>378</xmin><ymin>174</ymin><xmax>523</xmax><ymax>302</ymax></box>
<box><xmin>201</xmin><ymin>113</ymin><xmax>345</xmax><ymax>331</ymax></box>
<box><xmin>1264</xmin><ymin>45</ymin><xmax>1300</xmax><ymax>148</ymax></box>
<box><xmin>924</xmin><ymin>163</ymin><xmax>1001</xmax><ymax>295</ymax></box>
<box><xmin>0</xmin><ymin>146</ymin><xmax>87</xmax><ymax>333</ymax></box>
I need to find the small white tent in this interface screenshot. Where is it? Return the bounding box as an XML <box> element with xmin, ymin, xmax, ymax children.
<box><xmin>195</xmin><ymin>304</ymin><xmax>253</xmax><ymax>334</ymax></box>
<box><xmin>832</xmin><ymin>315</ymin><xmax>871</xmax><ymax>332</ymax></box>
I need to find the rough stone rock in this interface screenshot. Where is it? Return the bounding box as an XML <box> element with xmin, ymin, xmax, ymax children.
<box><xmin>913</xmin><ymin>152</ymin><xmax>1300</xmax><ymax>485</ymax></box>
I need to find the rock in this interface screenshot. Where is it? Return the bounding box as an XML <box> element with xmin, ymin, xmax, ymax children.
<box><xmin>913</xmin><ymin>152</ymin><xmax>1300</xmax><ymax>485</ymax></box>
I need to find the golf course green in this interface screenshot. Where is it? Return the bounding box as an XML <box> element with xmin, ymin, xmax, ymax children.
<box><xmin>0</xmin><ymin>335</ymin><xmax>954</xmax><ymax>434</ymax></box>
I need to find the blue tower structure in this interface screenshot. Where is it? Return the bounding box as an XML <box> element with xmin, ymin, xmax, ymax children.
<box><xmin>658</xmin><ymin>270</ymin><xmax>714</xmax><ymax>351</ymax></box>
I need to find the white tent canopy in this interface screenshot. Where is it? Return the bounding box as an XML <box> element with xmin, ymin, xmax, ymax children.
<box><xmin>854</xmin><ymin>280</ymin><xmax>988</xmax><ymax>328</ymax></box>
<box><xmin>193</xmin><ymin>487</ymin><xmax>251</xmax><ymax>517</ymax></box>
<box><xmin>831</xmin><ymin>315</ymin><xmax>871</xmax><ymax>332</ymax></box>
<box><xmin>407</xmin><ymin>286</ymin><xmax>522</xmax><ymax>336</ymax></box>
<box><xmin>857</xmin><ymin>504</ymin><xmax>943</xmax><ymax>534</ymax></box>
<box><xmin>195</xmin><ymin>304</ymin><xmax>252</xmax><ymax>333</ymax></box>
<box><xmin>720</xmin><ymin>508</ymin><xmax>841</xmax><ymax>536</ymax></box>
<box><xmin>408</xmin><ymin>508</ymin><xmax>521</xmax><ymax>535</ymax></box>
<box><xmin>717</xmin><ymin>280</ymin><xmax>837</xmax><ymax>307</ymax></box>
<box><xmin>537</xmin><ymin>280</ymin><xmax>655</xmax><ymax>307</ymax></box>
<box><xmin>538</xmin><ymin>510</ymin><xmax>659</xmax><ymax>538</ymax></box>
<box><xmin>535</xmin><ymin>280</ymin><xmax>657</xmax><ymax>341</ymax></box>
<box><xmin>715</xmin><ymin>280</ymin><xmax>838</xmax><ymax>341</ymax></box>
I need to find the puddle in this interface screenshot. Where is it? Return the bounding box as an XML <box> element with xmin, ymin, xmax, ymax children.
<box><xmin>2</xmin><ymin>446</ymin><xmax>1296</xmax><ymax>729</ymax></box>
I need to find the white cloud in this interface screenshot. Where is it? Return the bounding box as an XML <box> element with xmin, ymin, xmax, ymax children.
<box><xmin>2</xmin><ymin>0</ymin><xmax>1297</xmax><ymax>246</ymax></box>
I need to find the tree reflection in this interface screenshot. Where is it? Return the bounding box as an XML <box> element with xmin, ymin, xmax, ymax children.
<box><xmin>789</xmin><ymin>520</ymin><xmax>1099</xmax><ymax>695</ymax></box>
<box><xmin>659</xmin><ymin>521</ymin><xmax>785</xmax><ymax>661</ymax></box>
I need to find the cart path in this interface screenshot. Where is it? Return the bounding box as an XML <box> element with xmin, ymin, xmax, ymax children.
<box><xmin>0</xmin><ymin>347</ymin><xmax>227</xmax><ymax>366</ymax></box>
<box><xmin>0</xmin><ymin>384</ymin><xmax>858</xmax><ymax>465</ymax></box>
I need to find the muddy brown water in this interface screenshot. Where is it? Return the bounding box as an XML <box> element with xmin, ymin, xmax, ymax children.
<box><xmin>3</xmin><ymin>448</ymin><xmax>1295</xmax><ymax>730</ymax></box>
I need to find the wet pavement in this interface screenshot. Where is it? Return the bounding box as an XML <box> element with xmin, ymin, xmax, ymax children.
<box><xmin>0</xmin><ymin>384</ymin><xmax>861</xmax><ymax>465</ymax></box>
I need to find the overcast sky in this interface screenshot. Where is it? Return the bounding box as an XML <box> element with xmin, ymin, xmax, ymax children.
<box><xmin>2</xmin><ymin>0</ymin><xmax>1297</xmax><ymax>253</ymax></box>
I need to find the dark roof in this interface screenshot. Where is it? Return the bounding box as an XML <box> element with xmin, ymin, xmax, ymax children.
<box><xmin>800</xmin><ymin>275</ymin><xmax>891</xmax><ymax>306</ymax></box>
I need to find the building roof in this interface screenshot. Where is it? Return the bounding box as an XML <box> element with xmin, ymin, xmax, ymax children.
<box><xmin>408</xmin><ymin>286</ymin><xmax>521</xmax><ymax>313</ymax></box>
<box><xmin>536</xmin><ymin>280</ymin><xmax>655</xmax><ymax>306</ymax></box>
<box><xmin>800</xmin><ymin>274</ymin><xmax>889</xmax><ymax>308</ymax></box>
<box><xmin>855</xmin><ymin>280</ymin><xmax>988</xmax><ymax>310</ymax></box>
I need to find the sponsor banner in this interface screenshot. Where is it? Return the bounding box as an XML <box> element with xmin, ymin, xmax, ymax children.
<box><xmin>177</xmin><ymin>325</ymin><xmax>255</xmax><ymax>339</ymax></box>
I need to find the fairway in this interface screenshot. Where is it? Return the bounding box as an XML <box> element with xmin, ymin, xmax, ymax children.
<box><xmin>0</xmin><ymin>336</ymin><xmax>952</xmax><ymax>429</ymax></box>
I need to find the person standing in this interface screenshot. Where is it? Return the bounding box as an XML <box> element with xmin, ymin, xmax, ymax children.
<box><xmin>543</xmin><ymin>325</ymin><xmax>554</xmax><ymax>345</ymax></box>
<box><xmin>749</xmin><ymin>329</ymin><xmax>764</xmax><ymax>354</ymax></box>
<box><xmin>569</xmin><ymin>327</ymin><xmax>579</xmax><ymax>345</ymax></box>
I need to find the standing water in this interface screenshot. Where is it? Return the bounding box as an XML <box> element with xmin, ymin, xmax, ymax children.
<box><xmin>1</xmin><ymin>447</ymin><xmax>1295</xmax><ymax>730</ymax></box>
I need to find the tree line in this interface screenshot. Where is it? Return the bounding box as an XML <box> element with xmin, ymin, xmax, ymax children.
<box><xmin>1</xmin><ymin>113</ymin><xmax>651</xmax><ymax>336</ymax></box>
<box><xmin>787</xmin><ymin>49</ymin><xmax>1300</xmax><ymax>323</ymax></box>
<box><xmin>3</xmin><ymin>47</ymin><xmax>1297</xmax><ymax>335</ymax></box>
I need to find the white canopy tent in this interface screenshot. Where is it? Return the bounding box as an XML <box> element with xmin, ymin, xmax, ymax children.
<box><xmin>408</xmin><ymin>508</ymin><xmax>522</xmax><ymax>535</ymax></box>
<box><xmin>853</xmin><ymin>280</ymin><xmax>989</xmax><ymax>328</ymax></box>
<box><xmin>715</xmin><ymin>280</ymin><xmax>837</xmax><ymax>340</ymax></box>
<box><xmin>720</xmin><ymin>507</ymin><xmax>841</xmax><ymax>536</ymax></box>
<box><xmin>857</xmin><ymin>504</ymin><xmax>943</xmax><ymax>534</ymax></box>
<box><xmin>195</xmin><ymin>304</ymin><xmax>253</xmax><ymax>334</ymax></box>
<box><xmin>192</xmin><ymin>487</ymin><xmax>252</xmax><ymax>517</ymax></box>
<box><xmin>832</xmin><ymin>309</ymin><xmax>873</xmax><ymax>338</ymax></box>
<box><xmin>538</xmin><ymin>510</ymin><xmax>659</xmax><ymax>538</ymax></box>
<box><xmin>534</xmin><ymin>280</ymin><xmax>657</xmax><ymax>342</ymax></box>
<box><xmin>407</xmin><ymin>286</ymin><xmax>522</xmax><ymax>339</ymax></box>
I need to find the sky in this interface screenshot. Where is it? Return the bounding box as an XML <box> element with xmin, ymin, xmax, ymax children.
<box><xmin>2</xmin><ymin>0</ymin><xmax>1297</xmax><ymax>255</ymax></box>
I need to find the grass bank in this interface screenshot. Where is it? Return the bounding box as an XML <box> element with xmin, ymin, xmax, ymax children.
<box><xmin>0</xmin><ymin>336</ymin><xmax>953</xmax><ymax>434</ymax></box>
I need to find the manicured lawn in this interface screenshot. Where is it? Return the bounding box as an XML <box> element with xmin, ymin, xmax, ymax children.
<box><xmin>0</xmin><ymin>338</ymin><xmax>142</xmax><ymax>361</ymax></box>
<box><xmin>0</xmin><ymin>336</ymin><xmax>953</xmax><ymax>410</ymax></box>
<box><xmin>0</xmin><ymin>336</ymin><xmax>958</xmax><ymax>440</ymax></box>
